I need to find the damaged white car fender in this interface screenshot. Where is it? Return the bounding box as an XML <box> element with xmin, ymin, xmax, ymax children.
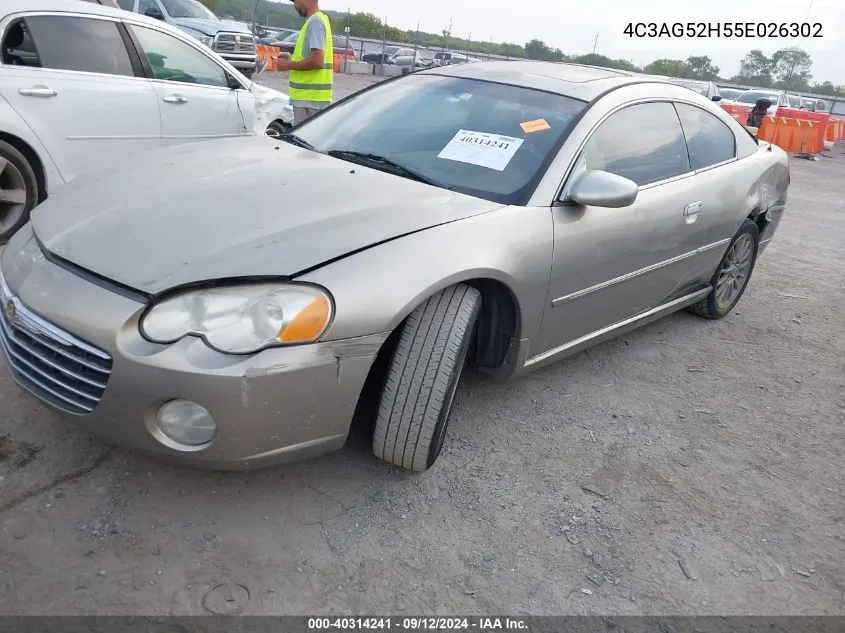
<box><xmin>250</xmin><ymin>83</ymin><xmax>294</xmax><ymax>136</ymax></box>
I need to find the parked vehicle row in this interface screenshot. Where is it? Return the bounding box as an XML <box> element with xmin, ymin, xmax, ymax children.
<box><xmin>0</xmin><ymin>0</ymin><xmax>293</xmax><ymax>243</ymax></box>
<box><xmin>108</xmin><ymin>0</ymin><xmax>260</xmax><ymax>77</ymax></box>
<box><xmin>0</xmin><ymin>59</ymin><xmax>789</xmax><ymax>473</ymax></box>
<box><xmin>660</xmin><ymin>78</ymin><xmax>832</xmax><ymax>116</ymax></box>
<box><xmin>269</xmin><ymin>31</ymin><xmax>358</xmax><ymax>61</ymax></box>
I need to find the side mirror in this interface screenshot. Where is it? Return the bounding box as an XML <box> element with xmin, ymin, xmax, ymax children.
<box><xmin>566</xmin><ymin>170</ymin><xmax>638</xmax><ymax>208</ymax></box>
<box><xmin>712</xmin><ymin>95</ymin><xmax>722</xmax><ymax>101</ymax></box>
<box><xmin>144</xmin><ymin>7</ymin><xmax>165</xmax><ymax>20</ymax></box>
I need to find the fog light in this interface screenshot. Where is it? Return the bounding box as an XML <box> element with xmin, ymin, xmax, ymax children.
<box><xmin>156</xmin><ymin>400</ymin><xmax>217</xmax><ymax>446</ymax></box>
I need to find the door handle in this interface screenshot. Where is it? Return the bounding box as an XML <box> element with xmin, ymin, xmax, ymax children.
<box><xmin>683</xmin><ymin>201</ymin><xmax>703</xmax><ymax>216</ymax></box>
<box><xmin>163</xmin><ymin>95</ymin><xmax>188</xmax><ymax>104</ymax></box>
<box><xmin>19</xmin><ymin>87</ymin><xmax>57</xmax><ymax>98</ymax></box>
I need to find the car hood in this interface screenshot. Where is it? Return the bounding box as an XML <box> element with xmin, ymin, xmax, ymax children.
<box><xmin>171</xmin><ymin>18</ymin><xmax>244</xmax><ymax>36</ymax></box>
<box><xmin>30</xmin><ymin>137</ymin><xmax>502</xmax><ymax>295</ymax></box>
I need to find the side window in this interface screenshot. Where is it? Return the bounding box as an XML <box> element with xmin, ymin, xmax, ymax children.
<box><xmin>9</xmin><ymin>16</ymin><xmax>134</xmax><ymax>76</ymax></box>
<box><xmin>582</xmin><ymin>102</ymin><xmax>691</xmax><ymax>186</ymax></box>
<box><xmin>138</xmin><ymin>0</ymin><xmax>160</xmax><ymax>15</ymax></box>
<box><xmin>674</xmin><ymin>103</ymin><xmax>736</xmax><ymax>170</ymax></box>
<box><xmin>117</xmin><ymin>0</ymin><xmax>135</xmax><ymax>9</ymax></box>
<box><xmin>130</xmin><ymin>25</ymin><xmax>228</xmax><ymax>87</ymax></box>
<box><xmin>1</xmin><ymin>20</ymin><xmax>40</xmax><ymax>67</ymax></box>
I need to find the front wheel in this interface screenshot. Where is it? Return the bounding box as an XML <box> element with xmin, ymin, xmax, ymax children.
<box><xmin>0</xmin><ymin>140</ymin><xmax>38</xmax><ymax>245</ymax></box>
<box><xmin>265</xmin><ymin>120</ymin><xmax>290</xmax><ymax>139</ymax></box>
<box><xmin>687</xmin><ymin>219</ymin><xmax>760</xmax><ymax>320</ymax></box>
<box><xmin>372</xmin><ymin>284</ymin><xmax>481</xmax><ymax>472</ymax></box>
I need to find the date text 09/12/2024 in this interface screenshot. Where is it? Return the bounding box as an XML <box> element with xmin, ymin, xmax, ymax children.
<box><xmin>307</xmin><ymin>618</ymin><xmax>529</xmax><ymax>631</ymax></box>
<box><xmin>623</xmin><ymin>22</ymin><xmax>823</xmax><ymax>38</ymax></box>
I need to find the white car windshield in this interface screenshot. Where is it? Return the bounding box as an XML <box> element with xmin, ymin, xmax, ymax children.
<box><xmin>293</xmin><ymin>75</ymin><xmax>586</xmax><ymax>205</ymax></box>
<box><xmin>737</xmin><ymin>91</ymin><xmax>779</xmax><ymax>105</ymax></box>
<box><xmin>160</xmin><ymin>0</ymin><xmax>217</xmax><ymax>20</ymax></box>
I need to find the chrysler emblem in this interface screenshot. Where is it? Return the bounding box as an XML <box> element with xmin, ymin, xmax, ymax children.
<box><xmin>4</xmin><ymin>301</ymin><xmax>14</xmax><ymax>320</ymax></box>
<box><xmin>235</xmin><ymin>35</ymin><xmax>241</xmax><ymax>43</ymax></box>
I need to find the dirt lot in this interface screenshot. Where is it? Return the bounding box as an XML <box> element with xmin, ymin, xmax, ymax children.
<box><xmin>0</xmin><ymin>81</ymin><xmax>843</xmax><ymax>615</ymax></box>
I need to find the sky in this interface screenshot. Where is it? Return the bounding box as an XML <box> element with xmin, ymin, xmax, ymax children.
<box><xmin>317</xmin><ymin>0</ymin><xmax>844</xmax><ymax>85</ymax></box>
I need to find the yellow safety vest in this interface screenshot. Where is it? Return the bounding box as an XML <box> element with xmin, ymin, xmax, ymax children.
<box><xmin>289</xmin><ymin>12</ymin><xmax>333</xmax><ymax>104</ymax></box>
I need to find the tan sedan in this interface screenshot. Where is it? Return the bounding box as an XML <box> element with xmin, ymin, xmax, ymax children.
<box><xmin>0</xmin><ymin>61</ymin><xmax>790</xmax><ymax>471</ymax></box>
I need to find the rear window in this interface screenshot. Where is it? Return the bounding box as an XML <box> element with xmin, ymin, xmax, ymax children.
<box><xmin>295</xmin><ymin>75</ymin><xmax>587</xmax><ymax>205</ymax></box>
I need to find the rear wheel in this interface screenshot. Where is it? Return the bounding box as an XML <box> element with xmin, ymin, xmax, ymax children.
<box><xmin>687</xmin><ymin>219</ymin><xmax>760</xmax><ymax>320</ymax></box>
<box><xmin>373</xmin><ymin>284</ymin><xmax>481</xmax><ymax>472</ymax></box>
<box><xmin>0</xmin><ymin>140</ymin><xmax>38</xmax><ymax>245</ymax></box>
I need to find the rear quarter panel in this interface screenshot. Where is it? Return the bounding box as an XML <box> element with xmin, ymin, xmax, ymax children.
<box><xmin>0</xmin><ymin>94</ymin><xmax>64</xmax><ymax>196</ymax></box>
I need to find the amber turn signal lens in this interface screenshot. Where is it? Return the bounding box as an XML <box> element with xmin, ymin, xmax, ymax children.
<box><xmin>278</xmin><ymin>295</ymin><xmax>331</xmax><ymax>342</ymax></box>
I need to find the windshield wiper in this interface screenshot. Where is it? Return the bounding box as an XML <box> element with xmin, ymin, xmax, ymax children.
<box><xmin>326</xmin><ymin>150</ymin><xmax>447</xmax><ymax>188</ymax></box>
<box><xmin>280</xmin><ymin>133</ymin><xmax>315</xmax><ymax>151</ymax></box>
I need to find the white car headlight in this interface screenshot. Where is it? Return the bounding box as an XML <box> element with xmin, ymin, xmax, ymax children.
<box><xmin>140</xmin><ymin>283</ymin><xmax>333</xmax><ymax>355</ymax></box>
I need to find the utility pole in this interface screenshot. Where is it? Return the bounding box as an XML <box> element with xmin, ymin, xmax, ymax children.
<box><xmin>592</xmin><ymin>32</ymin><xmax>599</xmax><ymax>55</ymax></box>
<box><xmin>344</xmin><ymin>8</ymin><xmax>350</xmax><ymax>72</ymax></box>
<box><xmin>381</xmin><ymin>16</ymin><xmax>387</xmax><ymax>76</ymax></box>
<box><xmin>413</xmin><ymin>21</ymin><xmax>419</xmax><ymax>69</ymax></box>
<box><xmin>466</xmin><ymin>32</ymin><xmax>471</xmax><ymax>58</ymax></box>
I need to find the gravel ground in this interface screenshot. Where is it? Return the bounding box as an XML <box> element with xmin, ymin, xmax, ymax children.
<box><xmin>0</xmin><ymin>84</ymin><xmax>843</xmax><ymax>615</ymax></box>
<box><xmin>258</xmin><ymin>71</ymin><xmax>385</xmax><ymax>102</ymax></box>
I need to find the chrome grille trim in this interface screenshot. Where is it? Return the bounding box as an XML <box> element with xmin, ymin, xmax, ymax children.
<box><xmin>214</xmin><ymin>32</ymin><xmax>256</xmax><ymax>53</ymax></box>
<box><xmin>0</xmin><ymin>271</ymin><xmax>113</xmax><ymax>415</ymax></box>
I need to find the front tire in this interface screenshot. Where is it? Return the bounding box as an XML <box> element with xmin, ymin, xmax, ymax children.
<box><xmin>687</xmin><ymin>219</ymin><xmax>760</xmax><ymax>320</ymax></box>
<box><xmin>373</xmin><ymin>284</ymin><xmax>481</xmax><ymax>472</ymax></box>
<box><xmin>265</xmin><ymin>120</ymin><xmax>290</xmax><ymax>139</ymax></box>
<box><xmin>0</xmin><ymin>140</ymin><xmax>38</xmax><ymax>245</ymax></box>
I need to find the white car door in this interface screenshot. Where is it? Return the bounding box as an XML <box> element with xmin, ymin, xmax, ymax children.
<box><xmin>0</xmin><ymin>13</ymin><xmax>161</xmax><ymax>183</ymax></box>
<box><xmin>126</xmin><ymin>22</ymin><xmax>252</xmax><ymax>145</ymax></box>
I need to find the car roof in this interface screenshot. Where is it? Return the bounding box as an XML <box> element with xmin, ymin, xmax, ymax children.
<box><xmin>420</xmin><ymin>60</ymin><xmax>654</xmax><ymax>101</ymax></box>
<box><xmin>2</xmin><ymin>0</ymin><xmax>205</xmax><ymax>38</ymax></box>
<box><xmin>3</xmin><ymin>0</ymin><xmax>132</xmax><ymax>18</ymax></box>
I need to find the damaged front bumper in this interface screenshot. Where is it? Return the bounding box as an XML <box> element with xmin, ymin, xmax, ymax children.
<box><xmin>0</xmin><ymin>226</ymin><xmax>384</xmax><ymax>471</ymax></box>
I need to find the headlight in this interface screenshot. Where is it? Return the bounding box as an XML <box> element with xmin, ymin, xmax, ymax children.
<box><xmin>195</xmin><ymin>35</ymin><xmax>213</xmax><ymax>48</ymax></box>
<box><xmin>140</xmin><ymin>283</ymin><xmax>333</xmax><ymax>354</ymax></box>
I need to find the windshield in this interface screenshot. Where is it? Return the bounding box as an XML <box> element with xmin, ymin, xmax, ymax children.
<box><xmin>671</xmin><ymin>80</ymin><xmax>709</xmax><ymax>96</ymax></box>
<box><xmin>737</xmin><ymin>91</ymin><xmax>779</xmax><ymax>105</ymax></box>
<box><xmin>720</xmin><ymin>88</ymin><xmax>742</xmax><ymax>100</ymax></box>
<box><xmin>294</xmin><ymin>75</ymin><xmax>586</xmax><ymax>205</ymax></box>
<box><xmin>161</xmin><ymin>0</ymin><xmax>217</xmax><ymax>20</ymax></box>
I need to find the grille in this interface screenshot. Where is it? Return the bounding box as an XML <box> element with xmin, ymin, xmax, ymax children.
<box><xmin>215</xmin><ymin>32</ymin><xmax>256</xmax><ymax>54</ymax></box>
<box><xmin>0</xmin><ymin>274</ymin><xmax>112</xmax><ymax>415</ymax></box>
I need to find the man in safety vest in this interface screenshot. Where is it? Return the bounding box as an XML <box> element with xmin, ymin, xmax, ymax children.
<box><xmin>274</xmin><ymin>0</ymin><xmax>333</xmax><ymax>125</ymax></box>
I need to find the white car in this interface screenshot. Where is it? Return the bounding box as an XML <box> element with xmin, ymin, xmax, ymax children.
<box><xmin>0</xmin><ymin>0</ymin><xmax>293</xmax><ymax>243</ymax></box>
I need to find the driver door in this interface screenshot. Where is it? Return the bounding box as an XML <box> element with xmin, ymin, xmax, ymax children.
<box><xmin>535</xmin><ymin>101</ymin><xmax>713</xmax><ymax>356</ymax></box>
<box><xmin>126</xmin><ymin>22</ymin><xmax>250</xmax><ymax>145</ymax></box>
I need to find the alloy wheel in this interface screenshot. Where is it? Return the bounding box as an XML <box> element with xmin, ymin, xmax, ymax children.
<box><xmin>715</xmin><ymin>233</ymin><xmax>755</xmax><ymax>311</ymax></box>
<box><xmin>0</xmin><ymin>157</ymin><xmax>28</xmax><ymax>233</ymax></box>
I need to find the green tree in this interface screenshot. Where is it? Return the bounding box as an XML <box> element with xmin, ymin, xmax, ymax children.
<box><xmin>571</xmin><ymin>53</ymin><xmax>638</xmax><ymax>71</ymax></box>
<box><xmin>198</xmin><ymin>0</ymin><xmax>221</xmax><ymax>10</ymax></box>
<box><xmin>684</xmin><ymin>55</ymin><xmax>720</xmax><ymax>80</ymax></box>
<box><xmin>643</xmin><ymin>58</ymin><xmax>686</xmax><ymax>77</ymax></box>
<box><xmin>737</xmin><ymin>49</ymin><xmax>774</xmax><ymax>87</ymax></box>
<box><xmin>771</xmin><ymin>47</ymin><xmax>812</xmax><ymax>89</ymax></box>
<box><xmin>525</xmin><ymin>39</ymin><xmax>553</xmax><ymax>60</ymax></box>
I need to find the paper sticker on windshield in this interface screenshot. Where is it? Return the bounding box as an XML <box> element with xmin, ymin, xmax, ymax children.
<box><xmin>437</xmin><ymin>129</ymin><xmax>524</xmax><ymax>172</ymax></box>
<box><xmin>520</xmin><ymin>118</ymin><xmax>551</xmax><ymax>133</ymax></box>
